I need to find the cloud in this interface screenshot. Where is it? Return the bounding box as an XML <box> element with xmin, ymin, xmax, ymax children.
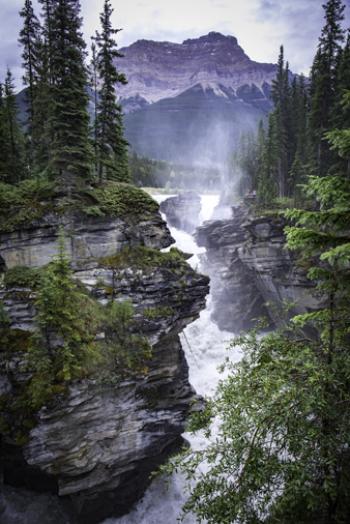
<box><xmin>1</xmin><ymin>0</ymin><xmax>350</xmax><ymax>88</ymax></box>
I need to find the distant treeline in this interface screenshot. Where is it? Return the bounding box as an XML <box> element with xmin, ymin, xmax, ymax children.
<box><xmin>234</xmin><ymin>2</ymin><xmax>350</xmax><ymax>206</ymax></box>
<box><xmin>129</xmin><ymin>152</ymin><xmax>221</xmax><ymax>190</ymax></box>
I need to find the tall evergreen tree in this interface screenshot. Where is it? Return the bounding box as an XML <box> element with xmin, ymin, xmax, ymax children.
<box><xmin>94</xmin><ymin>0</ymin><xmax>129</xmax><ymax>184</ymax></box>
<box><xmin>29</xmin><ymin>0</ymin><xmax>56</xmax><ymax>175</ymax></box>
<box><xmin>89</xmin><ymin>40</ymin><xmax>99</xmax><ymax>174</ymax></box>
<box><xmin>38</xmin><ymin>0</ymin><xmax>56</xmax><ymax>84</ymax></box>
<box><xmin>19</xmin><ymin>0</ymin><xmax>42</xmax><ymax>171</ymax></box>
<box><xmin>0</xmin><ymin>71</ymin><xmax>25</xmax><ymax>183</ymax></box>
<box><xmin>309</xmin><ymin>0</ymin><xmax>346</xmax><ymax>175</ymax></box>
<box><xmin>271</xmin><ymin>46</ymin><xmax>291</xmax><ymax>197</ymax></box>
<box><xmin>289</xmin><ymin>75</ymin><xmax>310</xmax><ymax>198</ymax></box>
<box><xmin>0</xmin><ymin>83</ymin><xmax>8</xmax><ymax>181</ymax></box>
<box><xmin>333</xmin><ymin>31</ymin><xmax>350</xmax><ymax>129</ymax></box>
<box><xmin>49</xmin><ymin>0</ymin><xmax>92</xmax><ymax>186</ymax></box>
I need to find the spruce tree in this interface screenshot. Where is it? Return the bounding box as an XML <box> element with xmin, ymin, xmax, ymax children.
<box><xmin>28</xmin><ymin>0</ymin><xmax>55</xmax><ymax>175</ymax></box>
<box><xmin>0</xmin><ymin>71</ymin><xmax>25</xmax><ymax>183</ymax></box>
<box><xmin>38</xmin><ymin>0</ymin><xmax>55</xmax><ymax>84</ymax></box>
<box><xmin>0</xmin><ymin>83</ymin><xmax>8</xmax><ymax>181</ymax></box>
<box><xmin>289</xmin><ymin>75</ymin><xmax>310</xmax><ymax>199</ymax></box>
<box><xmin>31</xmin><ymin>36</ymin><xmax>53</xmax><ymax>175</ymax></box>
<box><xmin>89</xmin><ymin>41</ymin><xmax>99</xmax><ymax>174</ymax></box>
<box><xmin>333</xmin><ymin>32</ymin><xmax>350</xmax><ymax>129</ymax></box>
<box><xmin>49</xmin><ymin>0</ymin><xmax>92</xmax><ymax>186</ymax></box>
<box><xmin>19</xmin><ymin>0</ymin><xmax>42</xmax><ymax>172</ymax></box>
<box><xmin>270</xmin><ymin>46</ymin><xmax>293</xmax><ymax>197</ymax></box>
<box><xmin>94</xmin><ymin>0</ymin><xmax>129</xmax><ymax>184</ymax></box>
<box><xmin>28</xmin><ymin>232</ymin><xmax>100</xmax><ymax>408</ymax></box>
<box><xmin>309</xmin><ymin>0</ymin><xmax>346</xmax><ymax>175</ymax></box>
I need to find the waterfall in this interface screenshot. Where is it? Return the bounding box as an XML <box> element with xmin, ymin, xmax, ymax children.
<box><xmin>106</xmin><ymin>194</ymin><xmax>241</xmax><ymax>524</ymax></box>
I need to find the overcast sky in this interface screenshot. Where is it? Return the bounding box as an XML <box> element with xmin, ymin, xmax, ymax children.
<box><xmin>1</xmin><ymin>0</ymin><xmax>350</xmax><ymax>88</ymax></box>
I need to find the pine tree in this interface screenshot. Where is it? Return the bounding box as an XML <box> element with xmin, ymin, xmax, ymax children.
<box><xmin>309</xmin><ymin>0</ymin><xmax>346</xmax><ymax>175</ymax></box>
<box><xmin>89</xmin><ymin>40</ymin><xmax>99</xmax><ymax>174</ymax></box>
<box><xmin>28</xmin><ymin>0</ymin><xmax>55</xmax><ymax>175</ymax></box>
<box><xmin>0</xmin><ymin>71</ymin><xmax>26</xmax><ymax>183</ymax></box>
<box><xmin>49</xmin><ymin>0</ymin><xmax>92</xmax><ymax>186</ymax></box>
<box><xmin>289</xmin><ymin>75</ymin><xmax>310</xmax><ymax>200</ymax></box>
<box><xmin>19</xmin><ymin>0</ymin><xmax>42</xmax><ymax>172</ymax></box>
<box><xmin>333</xmin><ymin>32</ymin><xmax>350</xmax><ymax>129</ymax></box>
<box><xmin>38</xmin><ymin>0</ymin><xmax>55</xmax><ymax>84</ymax></box>
<box><xmin>0</xmin><ymin>83</ymin><xmax>8</xmax><ymax>180</ymax></box>
<box><xmin>28</xmin><ymin>232</ymin><xmax>100</xmax><ymax>408</ymax></box>
<box><xmin>257</xmin><ymin>113</ymin><xmax>279</xmax><ymax>204</ymax></box>
<box><xmin>94</xmin><ymin>0</ymin><xmax>129</xmax><ymax>184</ymax></box>
<box><xmin>270</xmin><ymin>46</ymin><xmax>294</xmax><ymax>197</ymax></box>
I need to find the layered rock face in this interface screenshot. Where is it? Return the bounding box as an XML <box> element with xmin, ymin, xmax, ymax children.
<box><xmin>118</xmin><ymin>32</ymin><xmax>276</xmax><ymax>107</ymax></box>
<box><xmin>159</xmin><ymin>192</ymin><xmax>202</xmax><ymax>233</ymax></box>
<box><xmin>0</xmin><ymin>207</ymin><xmax>209</xmax><ymax>523</ymax></box>
<box><xmin>117</xmin><ymin>32</ymin><xmax>276</xmax><ymax>164</ymax></box>
<box><xmin>196</xmin><ymin>205</ymin><xmax>269</xmax><ymax>332</ymax></box>
<box><xmin>196</xmin><ymin>204</ymin><xmax>319</xmax><ymax>332</ymax></box>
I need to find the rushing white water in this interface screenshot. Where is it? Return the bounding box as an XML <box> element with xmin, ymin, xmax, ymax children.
<box><xmin>106</xmin><ymin>194</ymin><xmax>240</xmax><ymax>524</ymax></box>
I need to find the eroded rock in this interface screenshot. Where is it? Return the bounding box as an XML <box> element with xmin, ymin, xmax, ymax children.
<box><xmin>0</xmin><ymin>203</ymin><xmax>209</xmax><ymax>523</ymax></box>
<box><xmin>160</xmin><ymin>192</ymin><xmax>201</xmax><ymax>233</ymax></box>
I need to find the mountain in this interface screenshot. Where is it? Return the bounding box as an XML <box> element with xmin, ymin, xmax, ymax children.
<box><xmin>16</xmin><ymin>33</ymin><xmax>277</xmax><ymax>170</ymax></box>
<box><xmin>117</xmin><ymin>32</ymin><xmax>277</xmax><ymax>166</ymax></box>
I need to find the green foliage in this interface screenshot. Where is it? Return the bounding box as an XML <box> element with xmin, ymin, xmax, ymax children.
<box><xmin>235</xmin><ymin>1</ymin><xmax>350</xmax><ymax>205</ymax></box>
<box><xmin>143</xmin><ymin>306</ymin><xmax>173</xmax><ymax>320</ymax></box>
<box><xmin>3</xmin><ymin>266</ymin><xmax>41</xmax><ymax>289</ymax></box>
<box><xmin>309</xmin><ymin>0</ymin><xmax>346</xmax><ymax>176</ymax></box>
<box><xmin>19</xmin><ymin>0</ymin><xmax>42</xmax><ymax>172</ymax></box>
<box><xmin>164</xmin><ymin>326</ymin><xmax>350</xmax><ymax>524</ymax></box>
<box><xmin>0</xmin><ymin>179</ymin><xmax>158</xmax><ymax>232</ymax></box>
<box><xmin>99</xmin><ymin>300</ymin><xmax>152</xmax><ymax>380</ymax></box>
<box><xmin>167</xmin><ymin>100</ymin><xmax>350</xmax><ymax>522</ymax></box>
<box><xmin>0</xmin><ymin>301</ymin><xmax>9</xmax><ymax>327</ymax></box>
<box><xmin>0</xmin><ymin>177</ymin><xmax>56</xmax><ymax>232</ymax></box>
<box><xmin>85</xmin><ymin>182</ymin><xmax>159</xmax><ymax>218</ymax></box>
<box><xmin>129</xmin><ymin>153</ymin><xmax>173</xmax><ymax>188</ymax></box>
<box><xmin>48</xmin><ymin>0</ymin><xmax>92</xmax><ymax>185</ymax></box>
<box><xmin>93</xmin><ymin>0</ymin><xmax>129</xmax><ymax>184</ymax></box>
<box><xmin>27</xmin><ymin>233</ymin><xmax>101</xmax><ymax>409</ymax></box>
<box><xmin>99</xmin><ymin>246</ymin><xmax>188</xmax><ymax>271</ymax></box>
<box><xmin>0</xmin><ymin>70</ymin><xmax>26</xmax><ymax>183</ymax></box>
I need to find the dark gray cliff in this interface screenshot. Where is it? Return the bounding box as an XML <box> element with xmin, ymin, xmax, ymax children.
<box><xmin>160</xmin><ymin>192</ymin><xmax>202</xmax><ymax>233</ymax></box>
<box><xmin>0</xmin><ymin>204</ymin><xmax>209</xmax><ymax>523</ymax></box>
<box><xmin>196</xmin><ymin>204</ymin><xmax>320</xmax><ymax>332</ymax></box>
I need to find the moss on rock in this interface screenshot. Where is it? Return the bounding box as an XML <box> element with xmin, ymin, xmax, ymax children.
<box><xmin>98</xmin><ymin>246</ymin><xmax>189</xmax><ymax>271</ymax></box>
<box><xmin>0</xmin><ymin>179</ymin><xmax>159</xmax><ymax>233</ymax></box>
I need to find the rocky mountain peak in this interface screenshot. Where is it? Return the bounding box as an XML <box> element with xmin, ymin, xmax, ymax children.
<box><xmin>117</xmin><ymin>32</ymin><xmax>276</xmax><ymax>104</ymax></box>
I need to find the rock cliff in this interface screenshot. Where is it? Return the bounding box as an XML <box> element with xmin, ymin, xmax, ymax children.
<box><xmin>118</xmin><ymin>32</ymin><xmax>276</xmax><ymax>107</ymax></box>
<box><xmin>196</xmin><ymin>203</ymin><xmax>319</xmax><ymax>332</ymax></box>
<box><xmin>159</xmin><ymin>192</ymin><xmax>202</xmax><ymax>233</ymax></box>
<box><xmin>0</xmin><ymin>194</ymin><xmax>209</xmax><ymax>523</ymax></box>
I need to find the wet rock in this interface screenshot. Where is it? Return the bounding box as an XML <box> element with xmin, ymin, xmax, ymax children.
<box><xmin>0</xmin><ymin>204</ymin><xmax>209</xmax><ymax>523</ymax></box>
<box><xmin>196</xmin><ymin>205</ymin><xmax>268</xmax><ymax>332</ymax></box>
<box><xmin>160</xmin><ymin>192</ymin><xmax>201</xmax><ymax>233</ymax></box>
<box><xmin>196</xmin><ymin>204</ymin><xmax>320</xmax><ymax>331</ymax></box>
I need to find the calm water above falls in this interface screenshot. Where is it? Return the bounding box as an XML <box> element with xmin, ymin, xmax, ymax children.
<box><xmin>106</xmin><ymin>194</ymin><xmax>241</xmax><ymax>524</ymax></box>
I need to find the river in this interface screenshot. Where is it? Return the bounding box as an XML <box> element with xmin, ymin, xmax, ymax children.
<box><xmin>106</xmin><ymin>194</ymin><xmax>241</xmax><ymax>524</ymax></box>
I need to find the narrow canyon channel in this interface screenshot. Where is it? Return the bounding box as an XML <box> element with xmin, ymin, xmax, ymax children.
<box><xmin>108</xmin><ymin>194</ymin><xmax>242</xmax><ymax>524</ymax></box>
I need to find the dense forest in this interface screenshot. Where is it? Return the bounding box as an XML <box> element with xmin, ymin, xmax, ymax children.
<box><xmin>234</xmin><ymin>0</ymin><xmax>350</xmax><ymax>207</ymax></box>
